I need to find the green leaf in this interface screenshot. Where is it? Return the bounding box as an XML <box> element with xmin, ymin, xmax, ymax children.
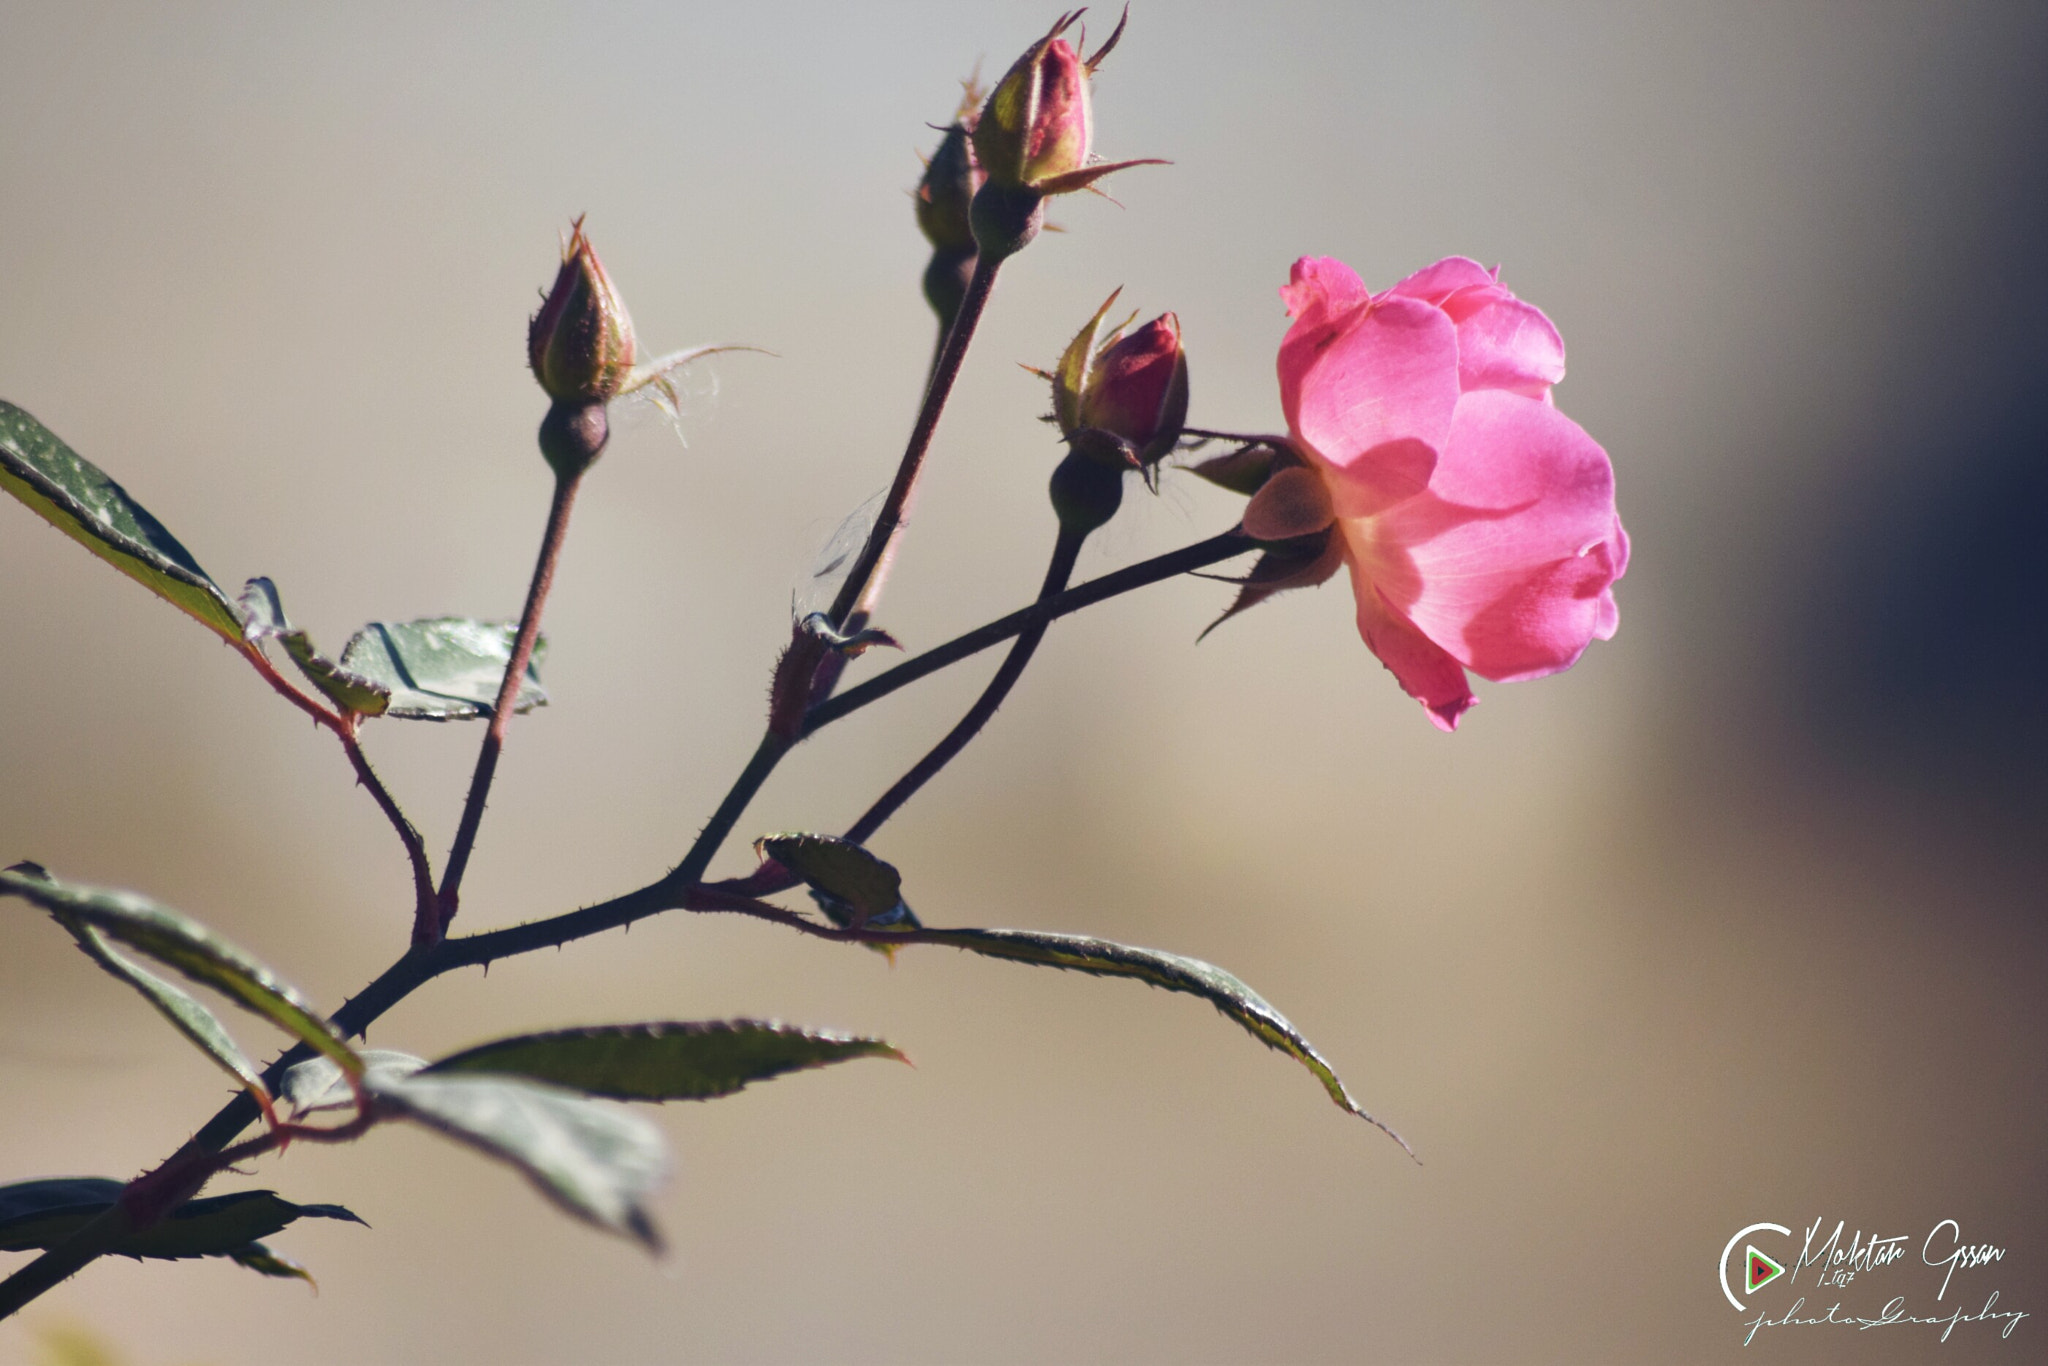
<box><xmin>0</xmin><ymin>1179</ymin><xmax>364</xmax><ymax>1260</ymax></box>
<box><xmin>756</xmin><ymin>834</ymin><xmax>914</xmax><ymax>927</ymax></box>
<box><xmin>422</xmin><ymin>1021</ymin><xmax>907</xmax><ymax>1101</ymax></box>
<box><xmin>0</xmin><ymin>866</ymin><xmax>362</xmax><ymax>1078</ymax></box>
<box><xmin>368</xmin><ymin>1072</ymin><xmax>665</xmax><ymax>1250</ymax></box>
<box><xmin>119</xmin><ymin>1191</ymin><xmax>366</xmax><ymax>1260</ymax></box>
<box><xmin>282</xmin><ymin>1050</ymin><xmax>427</xmax><ymax>1118</ymax></box>
<box><xmin>64</xmin><ymin>921</ymin><xmax>270</xmax><ymax>1107</ymax></box>
<box><xmin>335</xmin><ymin>618</ymin><xmax>548</xmax><ymax>721</ymax></box>
<box><xmin>0</xmin><ymin>1178</ymin><xmax>126</xmax><ymax>1247</ymax></box>
<box><xmin>0</xmin><ymin>400</ymin><xmax>244</xmax><ymax>642</ymax></box>
<box><xmin>238</xmin><ymin>577</ymin><xmax>391</xmax><ymax>717</ymax></box>
<box><xmin>920</xmin><ymin>928</ymin><xmax>1411</xmax><ymax>1154</ymax></box>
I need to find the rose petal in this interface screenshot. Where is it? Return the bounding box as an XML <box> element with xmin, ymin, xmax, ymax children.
<box><xmin>1384</xmin><ymin>256</ymin><xmax>1496</xmax><ymax>306</ymax></box>
<box><xmin>1367</xmin><ymin>391</ymin><xmax>1622</xmax><ymax>682</ymax></box>
<box><xmin>1280</xmin><ymin>294</ymin><xmax>1459</xmax><ymax>514</ymax></box>
<box><xmin>1279</xmin><ymin>255</ymin><xmax>1370</xmax><ymax>322</ymax></box>
<box><xmin>1342</xmin><ymin>552</ymin><xmax>1477</xmax><ymax>731</ymax></box>
<box><xmin>1445</xmin><ymin>293</ymin><xmax>1566</xmax><ymax>399</ymax></box>
<box><xmin>1593</xmin><ymin>514</ymin><xmax>1629</xmax><ymax>641</ymax></box>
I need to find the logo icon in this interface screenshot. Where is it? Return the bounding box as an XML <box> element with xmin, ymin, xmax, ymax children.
<box><xmin>1721</xmin><ymin>1222</ymin><xmax>1793</xmax><ymax>1310</ymax></box>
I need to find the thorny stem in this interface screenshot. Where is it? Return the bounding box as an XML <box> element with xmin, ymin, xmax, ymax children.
<box><xmin>435</xmin><ymin>469</ymin><xmax>584</xmax><ymax>941</ymax></box>
<box><xmin>825</xmin><ymin>253</ymin><xmax>1001</xmax><ymax>629</ymax></box>
<box><xmin>0</xmin><ymin>1101</ymin><xmax>377</xmax><ymax>1320</ymax></box>
<box><xmin>241</xmin><ymin>645</ymin><xmax>437</xmax><ymax>940</ymax></box>
<box><xmin>804</xmin><ymin>529</ymin><xmax>1252</xmax><ymax>735</ymax></box>
<box><xmin>806</xmin><ymin>303</ymin><xmax>964</xmax><ymax>713</ymax></box>
<box><xmin>659</xmin><ymin>732</ymin><xmax>792</xmax><ymax>892</ymax></box>
<box><xmin>725</xmin><ymin>253</ymin><xmax>1005</xmax><ymax>882</ymax></box>
<box><xmin>341</xmin><ymin>722</ymin><xmax>436</xmax><ymax>940</ymax></box>
<box><xmin>844</xmin><ymin>524</ymin><xmax>1087</xmax><ymax>845</ymax></box>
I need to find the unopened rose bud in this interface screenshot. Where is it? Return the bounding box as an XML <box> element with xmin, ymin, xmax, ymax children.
<box><xmin>1079</xmin><ymin>313</ymin><xmax>1186</xmax><ymax>465</ymax></box>
<box><xmin>1044</xmin><ymin>289</ymin><xmax>1188</xmax><ymax>470</ymax></box>
<box><xmin>915</xmin><ymin>121</ymin><xmax>981</xmax><ymax>255</ymax></box>
<box><xmin>916</xmin><ymin>117</ymin><xmax>983</xmax><ymax>326</ymax></box>
<box><xmin>969</xmin><ymin>6</ymin><xmax>1161</xmax><ymax>248</ymax></box>
<box><xmin>527</xmin><ymin>217</ymin><xmax>636</xmax><ymax>405</ymax></box>
<box><xmin>974</xmin><ymin>15</ymin><xmax>1092</xmax><ymax>193</ymax></box>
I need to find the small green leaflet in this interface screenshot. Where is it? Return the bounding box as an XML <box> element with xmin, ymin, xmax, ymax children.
<box><xmin>0</xmin><ymin>1178</ymin><xmax>364</xmax><ymax>1268</ymax></box>
<box><xmin>336</xmin><ymin>618</ymin><xmax>548</xmax><ymax>721</ymax></box>
<box><xmin>0</xmin><ymin>866</ymin><xmax>362</xmax><ymax>1079</ymax></box>
<box><xmin>756</xmin><ymin>834</ymin><xmax>916</xmax><ymax>928</ymax></box>
<box><xmin>367</xmin><ymin>1072</ymin><xmax>667</xmax><ymax>1251</ymax></box>
<box><xmin>64</xmin><ymin>921</ymin><xmax>272</xmax><ymax>1113</ymax></box>
<box><xmin>422</xmin><ymin>1021</ymin><xmax>908</xmax><ymax>1101</ymax></box>
<box><xmin>0</xmin><ymin>401</ymin><xmax>244</xmax><ymax>642</ymax></box>
<box><xmin>238</xmin><ymin>577</ymin><xmax>392</xmax><ymax>716</ymax></box>
<box><xmin>919</xmin><ymin>927</ymin><xmax>1412</xmax><ymax>1154</ymax></box>
<box><xmin>282</xmin><ymin>1050</ymin><xmax>428</xmax><ymax>1118</ymax></box>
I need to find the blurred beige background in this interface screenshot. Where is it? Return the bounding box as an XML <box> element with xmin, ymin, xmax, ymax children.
<box><xmin>4</xmin><ymin>2</ymin><xmax>2045</xmax><ymax>1362</ymax></box>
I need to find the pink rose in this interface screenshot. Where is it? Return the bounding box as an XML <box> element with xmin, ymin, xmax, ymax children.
<box><xmin>1260</xmin><ymin>255</ymin><xmax>1627</xmax><ymax>730</ymax></box>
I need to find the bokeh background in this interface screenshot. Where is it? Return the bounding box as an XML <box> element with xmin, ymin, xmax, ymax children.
<box><xmin>4</xmin><ymin>3</ymin><xmax>2045</xmax><ymax>1362</ymax></box>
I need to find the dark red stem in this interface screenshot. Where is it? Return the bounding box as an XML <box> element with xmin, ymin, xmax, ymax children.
<box><xmin>435</xmin><ymin>469</ymin><xmax>583</xmax><ymax>938</ymax></box>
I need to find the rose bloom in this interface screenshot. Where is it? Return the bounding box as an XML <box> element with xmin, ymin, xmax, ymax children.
<box><xmin>1258</xmin><ymin>256</ymin><xmax>1627</xmax><ymax>730</ymax></box>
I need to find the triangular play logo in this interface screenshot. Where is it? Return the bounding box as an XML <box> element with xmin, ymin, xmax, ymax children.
<box><xmin>1746</xmin><ymin>1245</ymin><xmax>1785</xmax><ymax>1294</ymax></box>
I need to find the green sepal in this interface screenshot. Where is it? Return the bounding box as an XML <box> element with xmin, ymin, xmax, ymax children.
<box><xmin>1049</xmin><ymin>288</ymin><xmax>1133</xmax><ymax>436</ymax></box>
<box><xmin>1187</xmin><ymin>443</ymin><xmax>1281</xmax><ymax>496</ymax></box>
<box><xmin>226</xmin><ymin>1240</ymin><xmax>317</xmax><ymax>1287</ymax></box>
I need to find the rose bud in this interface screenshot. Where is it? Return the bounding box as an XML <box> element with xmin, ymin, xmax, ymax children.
<box><xmin>915</xmin><ymin>114</ymin><xmax>983</xmax><ymax>328</ymax></box>
<box><xmin>969</xmin><ymin>9</ymin><xmax>1164</xmax><ymax>258</ymax></box>
<box><xmin>1079</xmin><ymin>312</ymin><xmax>1187</xmax><ymax>466</ymax></box>
<box><xmin>915</xmin><ymin>120</ymin><xmax>981</xmax><ymax>256</ymax></box>
<box><xmin>527</xmin><ymin>216</ymin><xmax>636</xmax><ymax>405</ymax></box>
<box><xmin>1041</xmin><ymin>288</ymin><xmax>1188</xmax><ymax>471</ymax></box>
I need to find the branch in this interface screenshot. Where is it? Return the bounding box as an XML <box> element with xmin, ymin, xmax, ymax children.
<box><xmin>241</xmin><ymin>643</ymin><xmax>437</xmax><ymax>937</ymax></box>
<box><xmin>436</xmin><ymin>468</ymin><xmax>584</xmax><ymax>939</ymax></box>
<box><xmin>0</xmin><ymin>527</ymin><xmax>1254</xmax><ymax>1319</ymax></box>
<box><xmin>844</xmin><ymin>523</ymin><xmax>1086</xmax><ymax>844</ymax></box>
<box><xmin>803</xmin><ymin>529</ymin><xmax>1252</xmax><ymax>735</ymax></box>
<box><xmin>824</xmin><ymin>254</ymin><xmax>1003</xmax><ymax>630</ymax></box>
